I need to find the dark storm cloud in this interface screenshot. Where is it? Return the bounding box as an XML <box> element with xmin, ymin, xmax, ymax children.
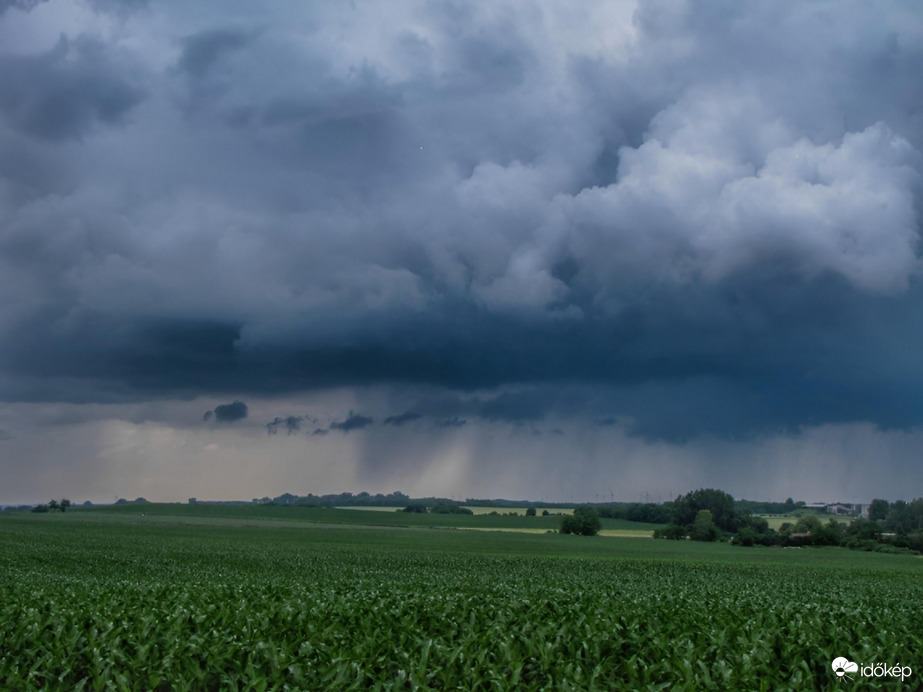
<box><xmin>330</xmin><ymin>412</ymin><xmax>373</xmax><ymax>432</ymax></box>
<box><xmin>211</xmin><ymin>401</ymin><xmax>248</xmax><ymax>423</ymax></box>
<box><xmin>383</xmin><ymin>412</ymin><xmax>422</xmax><ymax>426</ymax></box>
<box><xmin>1</xmin><ymin>0</ymin><xmax>922</xmax><ymax>442</ymax></box>
<box><xmin>0</xmin><ymin>35</ymin><xmax>145</xmax><ymax>141</ymax></box>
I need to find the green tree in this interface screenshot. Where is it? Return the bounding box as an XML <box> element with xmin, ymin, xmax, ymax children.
<box><xmin>430</xmin><ymin>500</ymin><xmax>473</xmax><ymax>515</ymax></box>
<box><xmin>811</xmin><ymin>519</ymin><xmax>844</xmax><ymax>546</ymax></box>
<box><xmin>60</xmin><ymin>498</ymin><xmax>71</xmax><ymax>513</ymax></box>
<box><xmin>737</xmin><ymin>514</ymin><xmax>769</xmax><ymax>533</ymax></box>
<box><xmin>910</xmin><ymin>498</ymin><xmax>923</xmax><ymax>530</ymax></box>
<box><xmin>653</xmin><ymin>524</ymin><xmax>687</xmax><ymax>540</ymax></box>
<box><xmin>868</xmin><ymin>498</ymin><xmax>889</xmax><ymax>522</ymax></box>
<box><xmin>794</xmin><ymin>515</ymin><xmax>822</xmax><ymax>534</ymax></box>
<box><xmin>525</xmin><ymin>507</ymin><xmax>536</xmax><ymax>516</ymax></box>
<box><xmin>845</xmin><ymin>518</ymin><xmax>880</xmax><ymax>545</ymax></box>
<box><xmin>733</xmin><ymin>514</ymin><xmax>775</xmax><ymax>546</ymax></box>
<box><xmin>48</xmin><ymin>499</ymin><xmax>59</xmax><ymax>512</ymax></box>
<box><xmin>734</xmin><ymin>527</ymin><xmax>756</xmax><ymax>547</ymax></box>
<box><xmin>402</xmin><ymin>502</ymin><xmax>427</xmax><ymax>513</ymax></box>
<box><xmin>673</xmin><ymin>489</ymin><xmax>738</xmax><ymax>532</ymax></box>
<box><xmin>885</xmin><ymin>501</ymin><xmax>913</xmax><ymax>534</ymax></box>
<box><xmin>560</xmin><ymin>506</ymin><xmax>601</xmax><ymax>536</ymax></box>
<box><xmin>688</xmin><ymin>509</ymin><xmax>718</xmax><ymax>542</ymax></box>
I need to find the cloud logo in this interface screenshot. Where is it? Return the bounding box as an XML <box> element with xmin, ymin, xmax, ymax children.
<box><xmin>832</xmin><ymin>657</ymin><xmax>859</xmax><ymax>679</ymax></box>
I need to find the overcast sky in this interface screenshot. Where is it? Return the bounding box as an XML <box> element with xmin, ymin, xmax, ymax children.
<box><xmin>2</xmin><ymin>0</ymin><xmax>922</xmax><ymax>505</ymax></box>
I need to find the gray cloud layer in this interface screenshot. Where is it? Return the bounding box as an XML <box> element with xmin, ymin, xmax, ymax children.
<box><xmin>1</xmin><ymin>0</ymin><xmax>922</xmax><ymax>442</ymax></box>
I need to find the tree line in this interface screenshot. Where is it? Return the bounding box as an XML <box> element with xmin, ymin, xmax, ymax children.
<box><xmin>555</xmin><ymin>489</ymin><xmax>923</xmax><ymax>553</ymax></box>
<box><xmin>649</xmin><ymin>489</ymin><xmax>923</xmax><ymax>554</ymax></box>
<box><xmin>31</xmin><ymin>499</ymin><xmax>71</xmax><ymax>513</ymax></box>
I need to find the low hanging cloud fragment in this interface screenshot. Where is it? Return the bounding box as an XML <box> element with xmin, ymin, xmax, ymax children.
<box><xmin>266</xmin><ymin>415</ymin><xmax>304</xmax><ymax>435</ymax></box>
<box><xmin>206</xmin><ymin>401</ymin><xmax>248</xmax><ymax>423</ymax></box>
<box><xmin>436</xmin><ymin>417</ymin><xmax>467</xmax><ymax>428</ymax></box>
<box><xmin>330</xmin><ymin>411</ymin><xmax>373</xmax><ymax>432</ymax></box>
<box><xmin>383</xmin><ymin>412</ymin><xmax>422</xmax><ymax>426</ymax></box>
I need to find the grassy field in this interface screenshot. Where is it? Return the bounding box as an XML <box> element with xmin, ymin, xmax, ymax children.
<box><xmin>1</xmin><ymin>505</ymin><xmax>920</xmax><ymax>690</ymax></box>
<box><xmin>81</xmin><ymin>502</ymin><xmax>664</xmax><ymax>534</ymax></box>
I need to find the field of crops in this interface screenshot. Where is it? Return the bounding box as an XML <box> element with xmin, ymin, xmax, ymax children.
<box><xmin>1</xmin><ymin>506</ymin><xmax>920</xmax><ymax>690</ymax></box>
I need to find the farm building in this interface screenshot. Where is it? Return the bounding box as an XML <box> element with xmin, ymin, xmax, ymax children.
<box><xmin>824</xmin><ymin>503</ymin><xmax>867</xmax><ymax>516</ymax></box>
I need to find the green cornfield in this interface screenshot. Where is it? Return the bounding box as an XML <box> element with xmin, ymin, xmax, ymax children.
<box><xmin>1</xmin><ymin>506</ymin><xmax>920</xmax><ymax>690</ymax></box>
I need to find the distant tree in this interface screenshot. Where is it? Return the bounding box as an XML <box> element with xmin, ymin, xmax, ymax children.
<box><xmin>623</xmin><ymin>503</ymin><xmax>673</xmax><ymax>524</ymax></box>
<box><xmin>653</xmin><ymin>524</ymin><xmax>687</xmax><ymax>540</ymax></box>
<box><xmin>737</xmin><ymin>514</ymin><xmax>769</xmax><ymax>534</ymax></box>
<box><xmin>885</xmin><ymin>501</ymin><xmax>914</xmax><ymax>534</ymax></box>
<box><xmin>402</xmin><ymin>502</ymin><xmax>427</xmax><ymax>514</ymax></box>
<box><xmin>688</xmin><ymin>509</ymin><xmax>718</xmax><ymax>542</ymax></box>
<box><xmin>48</xmin><ymin>499</ymin><xmax>59</xmax><ymax>512</ymax></box>
<box><xmin>811</xmin><ymin>519</ymin><xmax>845</xmax><ymax>546</ymax></box>
<box><xmin>430</xmin><ymin>501</ymin><xmax>473</xmax><ymax>515</ymax></box>
<box><xmin>541</xmin><ymin>509</ymin><xmax>550</xmax><ymax>516</ymax></box>
<box><xmin>560</xmin><ymin>506</ymin><xmax>601</xmax><ymax>536</ymax></box>
<box><xmin>673</xmin><ymin>489</ymin><xmax>738</xmax><ymax>532</ymax></box>
<box><xmin>910</xmin><ymin>498</ymin><xmax>923</xmax><ymax>530</ymax></box>
<box><xmin>525</xmin><ymin>507</ymin><xmax>537</xmax><ymax>517</ymax></box>
<box><xmin>31</xmin><ymin>504</ymin><xmax>48</xmax><ymax>513</ymax></box>
<box><xmin>60</xmin><ymin>499</ymin><xmax>71</xmax><ymax>513</ymax></box>
<box><xmin>794</xmin><ymin>515</ymin><xmax>822</xmax><ymax>534</ymax></box>
<box><xmin>868</xmin><ymin>498</ymin><xmax>889</xmax><ymax>522</ymax></box>
<box><xmin>845</xmin><ymin>518</ymin><xmax>880</xmax><ymax>542</ymax></box>
<box><xmin>734</xmin><ymin>527</ymin><xmax>757</xmax><ymax>547</ymax></box>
